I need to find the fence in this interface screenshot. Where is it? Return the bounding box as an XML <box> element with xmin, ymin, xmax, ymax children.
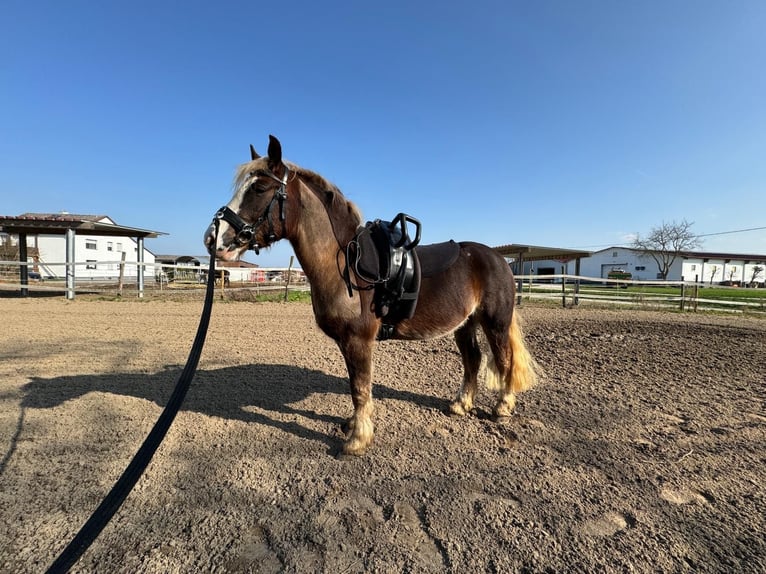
<box><xmin>4</xmin><ymin>260</ymin><xmax>764</xmax><ymax>313</ymax></box>
<box><xmin>0</xmin><ymin>259</ymin><xmax>308</xmax><ymax>300</ymax></box>
<box><xmin>516</xmin><ymin>274</ymin><xmax>766</xmax><ymax>314</ymax></box>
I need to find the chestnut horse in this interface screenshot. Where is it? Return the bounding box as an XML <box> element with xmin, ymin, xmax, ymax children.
<box><xmin>205</xmin><ymin>136</ymin><xmax>540</xmax><ymax>455</ymax></box>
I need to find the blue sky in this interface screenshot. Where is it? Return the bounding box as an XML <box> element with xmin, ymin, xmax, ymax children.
<box><xmin>2</xmin><ymin>0</ymin><xmax>765</xmax><ymax>267</ymax></box>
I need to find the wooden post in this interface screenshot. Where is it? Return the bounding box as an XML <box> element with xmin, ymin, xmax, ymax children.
<box><xmin>574</xmin><ymin>258</ymin><xmax>581</xmax><ymax>306</ymax></box>
<box><xmin>693</xmin><ymin>274</ymin><xmax>699</xmax><ymax>312</ymax></box>
<box><xmin>561</xmin><ymin>264</ymin><xmax>566</xmax><ymax>308</ymax></box>
<box><xmin>19</xmin><ymin>232</ymin><xmax>29</xmax><ymax>297</ymax></box>
<box><xmin>284</xmin><ymin>256</ymin><xmax>295</xmax><ymax>302</ymax></box>
<box><xmin>680</xmin><ymin>276</ymin><xmax>685</xmax><ymax>311</ymax></box>
<box><xmin>118</xmin><ymin>251</ymin><xmax>126</xmax><ymax>296</ymax></box>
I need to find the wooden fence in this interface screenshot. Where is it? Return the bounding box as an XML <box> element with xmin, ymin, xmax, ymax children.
<box><xmin>515</xmin><ymin>274</ymin><xmax>766</xmax><ymax>314</ymax></box>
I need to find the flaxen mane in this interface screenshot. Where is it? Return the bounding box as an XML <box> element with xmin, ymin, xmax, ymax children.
<box><xmin>293</xmin><ymin>165</ymin><xmax>363</xmax><ymax>246</ymax></box>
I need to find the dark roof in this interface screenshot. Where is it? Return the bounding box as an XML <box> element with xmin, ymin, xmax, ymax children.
<box><xmin>196</xmin><ymin>255</ymin><xmax>260</xmax><ymax>268</ymax></box>
<box><xmin>155</xmin><ymin>255</ymin><xmax>202</xmax><ymax>265</ymax></box>
<box><xmin>682</xmin><ymin>250</ymin><xmax>766</xmax><ymax>262</ymax></box>
<box><xmin>494</xmin><ymin>243</ymin><xmax>593</xmax><ymax>263</ymax></box>
<box><xmin>19</xmin><ymin>212</ymin><xmax>111</xmax><ymax>222</ymax></box>
<box><xmin>0</xmin><ymin>213</ymin><xmax>165</xmax><ymax>238</ymax></box>
<box><xmin>596</xmin><ymin>246</ymin><xmax>766</xmax><ymax>262</ymax></box>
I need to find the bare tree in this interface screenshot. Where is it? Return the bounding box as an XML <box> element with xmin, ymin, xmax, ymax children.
<box><xmin>750</xmin><ymin>265</ymin><xmax>763</xmax><ymax>287</ymax></box>
<box><xmin>709</xmin><ymin>265</ymin><xmax>719</xmax><ymax>285</ymax></box>
<box><xmin>631</xmin><ymin>220</ymin><xmax>702</xmax><ymax>280</ymax></box>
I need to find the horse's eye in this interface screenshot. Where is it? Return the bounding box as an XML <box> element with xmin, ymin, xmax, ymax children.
<box><xmin>247</xmin><ymin>181</ymin><xmax>270</xmax><ymax>196</ymax></box>
<box><xmin>245</xmin><ymin>170</ymin><xmax>270</xmax><ymax>194</ymax></box>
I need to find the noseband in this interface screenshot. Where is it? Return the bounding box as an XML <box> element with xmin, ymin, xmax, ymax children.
<box><xmin>214</xmin><ymin>167</ymin><xmax>289</xmax><ymax>254</ymax></box>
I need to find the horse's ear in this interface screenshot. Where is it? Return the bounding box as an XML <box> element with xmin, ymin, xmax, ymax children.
<box><xmin>267</xmin><ymin>135</ymin><xmax>282</xmax><ymax>166</ymax></box>
<box><xmin>249</xmin><ymin>144</ymin><xmax>260</xmax><ymax>160</ymax></box>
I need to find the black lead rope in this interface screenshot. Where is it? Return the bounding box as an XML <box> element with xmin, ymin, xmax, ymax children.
<box><xmin>46</xmin><ymin>225</ymin><xmax>220</xmax><ymax>574</ymax></box>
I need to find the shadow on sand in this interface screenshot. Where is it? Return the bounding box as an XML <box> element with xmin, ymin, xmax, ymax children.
<box><xmin>18</xmin><ymin>363</ymin><xmax>446</xmax><ymax>456</ymax></box>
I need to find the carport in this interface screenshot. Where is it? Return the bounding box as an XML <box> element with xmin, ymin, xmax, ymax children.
<box><xmin>493</xmin><ymin>243</ymin><xmax>593</xmax><ymax>305</ymax></box>
<box><xmin>0</xmin><ymin>214</ymin><xmax>165</xmax><ymax>299</ymax></box>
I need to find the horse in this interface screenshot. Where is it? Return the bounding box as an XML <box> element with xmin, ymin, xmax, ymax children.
<box><xmin>204</xmin><ymin>135</ymin><xmax>540</xmax><ymax>456</ymax></box>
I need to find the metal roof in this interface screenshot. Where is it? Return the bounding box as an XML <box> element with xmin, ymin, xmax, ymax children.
<box><xmin>494</xmin><ymin>243</ymin><xmax>593</xmax><ymax>262</ymax></box>
<box><xmin>593</xmin><ymin>246</ymin><xmax>766</xmax><ymax>262</ymax></box>
<box><xmin>681</xmin><ymin>250</ymin><xmax>766</xmax><ymax>262</ymax></box>
<box><xmin>0</xmin><ymin>213</ymin><xmax>165</xmax><ymax>238</ymax></box>
<box><xmin>155</xmin><ymin>255</ymin><xmax>202</xmax><ymax>264</ymax></box>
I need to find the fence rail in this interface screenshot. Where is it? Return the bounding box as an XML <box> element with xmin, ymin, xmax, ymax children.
<box><xmin>0</xmin><ymin>259</ymin><xmax>307</xmax><ymax>299</ymax></box>
<box><xmin>3</xmin><ymin>260</ymin><xmax>765</xmax><ymax>313</ymax></box>
<box><xmin>516</xmin><ymin>274</ymin><xmax>766</xmax><ymax>314</ymax></box>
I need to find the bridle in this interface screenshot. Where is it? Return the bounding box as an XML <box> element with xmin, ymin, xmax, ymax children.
<box><xmin>214</xmin><ymin>167</ymin><xmax>289</xmax><ymax>254</ymax></box>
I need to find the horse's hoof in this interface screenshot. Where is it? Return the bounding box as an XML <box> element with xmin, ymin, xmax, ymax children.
<box><xmin>339</xmin><ymin>443</ymin><xmax>368</xmax><ymax>458</ymax></box>
<box><xmin>448</xmin><ymin>402</ymin><xmax>468</xmax><ymax>417</ymax></box>
<box><xmin>492</xmin><ymin>414</ymin><xmax>512</xmax><ymax>424</ymax></box>
<box><xmin>341</xmin><ymin>418</ymin><xmax>355</xmax><ymax>435</ymax></box>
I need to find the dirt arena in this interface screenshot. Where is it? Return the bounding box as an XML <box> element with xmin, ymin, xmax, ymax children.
<box><xmin>0</xmin><ymin>297</ymin><xmax>764</xmax><ymax>573</ymax></box>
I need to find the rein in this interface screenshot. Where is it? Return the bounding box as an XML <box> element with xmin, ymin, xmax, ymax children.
<box><xmin>214</xmin><ymin>167</ymin><xmax>289</xmax><ymax>254</ymax></box>
<box><xmin>45</xmin><ymin>220</ymin><xmax>221</xmax><ymax>573</ymax></box>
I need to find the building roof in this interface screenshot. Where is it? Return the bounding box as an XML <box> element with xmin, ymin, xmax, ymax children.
<box><xmin>19</xmin><ymin>212</ymin><xmax>112</xmax><ymax>222</ymax></box>
<box><xmin>493</xmin><ymin>243</ymin><xmax>593</xmax><ymax>263</ymax></box>
<box><xmin>196</xmin><ymin>255</ymin><xmax>260</xmax><ymax>268</ymax></box>
<box><xmin>155</xmin><ymin>255</ymin><xmax>202</xmax><ymax>265</ymax></box>
<box><xmin>0</xmin><ymin>213</ymin><xmax>165</xmax><ymax>238</ymax></box>
<box><xmin>595</xmin><ymin>246</ymin><xmax>766</xmax><ymax>262</ymax></box>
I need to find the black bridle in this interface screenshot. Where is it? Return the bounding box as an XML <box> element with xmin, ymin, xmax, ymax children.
<box><xmin>214</xmin><ymin>167</ymin><xmax>289</xmax><ymax>254</ymax></box>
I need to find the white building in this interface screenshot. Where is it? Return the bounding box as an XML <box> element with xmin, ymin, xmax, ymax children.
<box><xmin>0</xmin><ymin>213</ymin><xmax>160</xmax><ymax>281</ymax></box>
<box><xmin>524</xmin><ymin>246</ymin><xmax>766</xmax><ymax>285</ymax></box>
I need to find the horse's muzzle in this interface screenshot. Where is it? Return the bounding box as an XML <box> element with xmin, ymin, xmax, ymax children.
<box><xmin>203</xmin><ymin>222</ymin><xmax>217</xmax><ymax>254</ymax></box>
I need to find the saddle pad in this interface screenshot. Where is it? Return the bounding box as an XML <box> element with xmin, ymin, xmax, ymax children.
<box><xmin>351</xmin><ymin>224</ymin><xmax>388</xmax><ymax>282</ymax></box>
<box><xmin>414</xmin><ymin>240</ymin><xmax>460</xmax><ymax>278</ymax></box>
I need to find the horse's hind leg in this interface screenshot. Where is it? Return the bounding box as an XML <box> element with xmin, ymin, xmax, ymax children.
<box><xmin>480</xmin><ymin>314</ymin><xmax>516</xmax><ymax>419</ymax></box>
<box><xmin>485</xmin><ymin>311</ymin><xmax>538</xmax><ymax>419</ymax></box>
<box><xmin>449</xmin><ymin>320</ymin><xmax>482</xmax><ymax>416</ymax></box>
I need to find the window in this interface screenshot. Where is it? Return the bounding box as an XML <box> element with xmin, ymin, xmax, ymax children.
<box><xmin>612</xmin><ymin>251</ymin><xmax>619</xmax><ymax>257</ymax></box>
<box><xmin>86</xmin><ymin>260</ymin><xmax>97</xmax><ymax>270</ymax></box>
<box><xmin>690</xmin><ymin>264</ymin><xmax>697</xmax><ymax>270</ymax></box>
<box><xmin>116</xmin><ymin>242</ymin><xmax>123</xmax><ymax>252</ymax></box>
<box><xmin>85</xmin><ymin>239</ymin><xmax>97</xmax><ymax>250</ymax></box>
<box><xmin>635</xmin><ymin>266</ymin><xmax>646</xmax><ymax>271</ymax></box>
<box><xmin>107</xmin><ymin>241</ymin><xmax>113</xmax><ymax>251</ymax></box>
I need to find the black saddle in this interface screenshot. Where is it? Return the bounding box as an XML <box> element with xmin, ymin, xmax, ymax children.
<box><xmin>345</xmin><ymin>215</ymin><xmax>461</xmax><ymax>339</ymax></box>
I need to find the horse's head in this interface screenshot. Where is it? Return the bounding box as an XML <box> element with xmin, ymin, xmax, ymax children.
<box><xmin>205</xmin><ymin>135</ymin><xmax>290</xmax><ymax>261</ymax></box>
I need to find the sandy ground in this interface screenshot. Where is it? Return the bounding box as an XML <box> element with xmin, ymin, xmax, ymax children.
<box><xmin>0</xmin><ymin>297</ymin><xmax>764</xmax><ymax>573</ymax></box>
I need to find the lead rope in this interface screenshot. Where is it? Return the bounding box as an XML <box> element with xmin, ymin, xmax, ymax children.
<box><xmin>45</xmin><ymin>220</ymin><xmax>220</xmax><ymax>574</ymax></box>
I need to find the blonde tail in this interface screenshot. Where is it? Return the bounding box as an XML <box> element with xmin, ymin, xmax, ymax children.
<box><xmin>508</xmin><ymin>311</ymin><xmax>541</xmax><ymax>393</ymax></box>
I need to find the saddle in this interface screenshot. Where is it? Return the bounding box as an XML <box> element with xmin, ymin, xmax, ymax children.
<box><xmin>346</xmin><ymin>214</ymin><xmax>460</xmax><ymax>340</ymax></box>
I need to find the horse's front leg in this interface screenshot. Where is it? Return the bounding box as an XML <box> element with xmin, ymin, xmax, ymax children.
<box><xmin>339</xmin><ymin>336</ymin><xmax>375</xmax><ymax>456</ymax></box>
